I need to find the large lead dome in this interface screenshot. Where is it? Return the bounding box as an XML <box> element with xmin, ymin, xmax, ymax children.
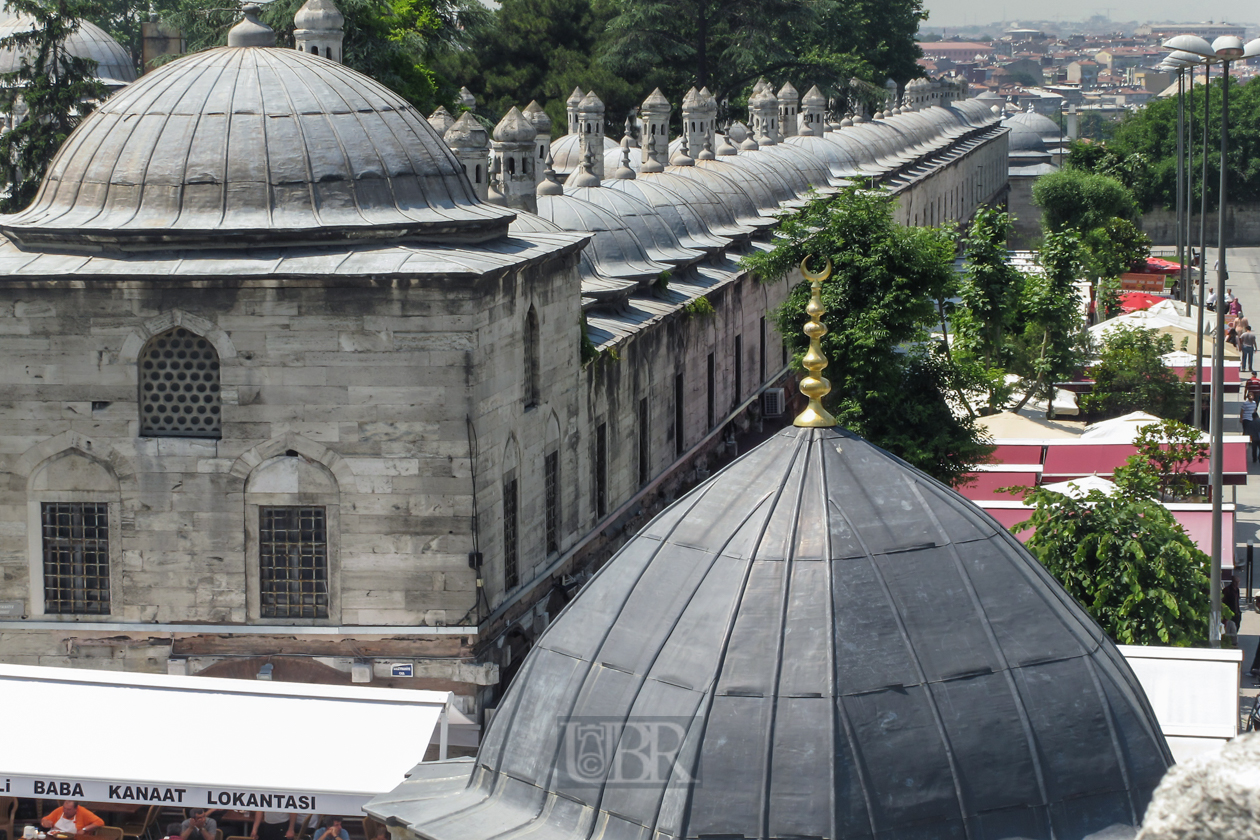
<box><xmin>0</xmin><ymin>46</ymin><xmax>514</xmax><ymax>250</ymax></box>
<box><xmin>369</xmin><ymin>425</ymin><xmax>1172</xmax><ymax>840</ymax></box>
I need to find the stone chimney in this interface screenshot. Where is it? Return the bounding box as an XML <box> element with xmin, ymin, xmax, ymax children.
<box><xmin>293</xmin><ymin>0</ymin><xmax>343</xmax><ymax>62</ymax></box>
<box><xmin>566</xmin><ymin>87</ymin><xmax>584</xmax><ymax>136</ymax></box>
<box><xmin>445</xmin><ymin>112</ymin><xmax>490</xmax><ymax>201</ymax></box>
<box><xmin>522</xmin><ymin>101</ymin><xmax>552</xmax><ymax>185</ymax></box>
<box><xmin>578</xmin><ymin>91</ymin><xmax>606</xmax><ymax>180</ymax></box>
<box><xmin>777</xmin><ymin>81</ymin><xmax>799</xmax><ymax>137</ymax></box>
<box><xmin>639</xmin><ymin>89</ymin><xmax>670</xmax><ymax>166</ymax></box>
<box><xmin>491</xmin><ymin>107</ymin><xmax>538</xmax><ymax>213</ymax></box>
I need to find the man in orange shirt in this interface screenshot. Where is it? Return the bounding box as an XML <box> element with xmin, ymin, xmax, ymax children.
<box><xmin>41</xmin><ymin>802</ymin><xmax>104</xmax><ymax>836</ymax></box>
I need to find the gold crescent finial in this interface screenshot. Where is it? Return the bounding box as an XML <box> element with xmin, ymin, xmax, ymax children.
<box><xmin>794</xmin><ymin>256</ymin><xmax>837</xmax><ymax>428</ymax></box>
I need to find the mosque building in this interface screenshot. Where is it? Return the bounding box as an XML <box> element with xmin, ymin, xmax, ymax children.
<box><xmin>0</xmin><ymin>3</ymin><xmax>1010</xmax><ymax>714</ymax></box>
<box><xmin>366</xmin><ymin>270</ymin><xmax>1173</xmax><ymax>840</ymax></box>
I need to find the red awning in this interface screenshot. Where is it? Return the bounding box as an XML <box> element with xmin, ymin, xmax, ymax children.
<box><xmin>1167</xmin><ymin>365</ymin><xmax>1240</xmax><ymax>393</ymax></box>
<box><xmin>1143</xmin><ymin>257</ymin><xmax>1182</xmax><ymax>274</ymax></box>
<box><xmin>979</xmin><ymin>506</ymin><xmax>1034</xmax><ymax>540</ymax></box>
<box><xmin>1041</xmin><ymin>442</ymin><xmax>1247</xmax><ymax>485</ymax></box>
<box><xmin>991</xmin><ymin>444</ymin><xmax>1045</xmax><ymax>465</ymax></box>
<box><xmin>1171</xmin><ymin>509</ymin><xmax>1236</xmax><ymax>565</ymax></box>
<box><xmin>957</xmin><ymin>472</ymin><xmax>1038</xmax><ymax>501</ymax></box>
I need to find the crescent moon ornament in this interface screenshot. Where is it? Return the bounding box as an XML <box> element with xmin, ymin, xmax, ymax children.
<box><xmin>794</xmin><ymin>255</ymin><xmax>837</xmax><ymax>428</ymax></box>
<box><xmin>800</xmin><ymin>256</ymin><xmax>832</xmax><ymax>283</ymax></box>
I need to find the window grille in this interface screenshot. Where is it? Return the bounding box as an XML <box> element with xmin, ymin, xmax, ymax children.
<box><xmin>140</xmin><ymin>327</ymin><xmax>221</xmax><ymax>438</ymax></box>
<box><xmin>259</xmin><ymin>506</ymin><xmax>328</xmax><ymax>619</ymax></box>
<box><xmin>638</xmin><ymin>398</ymin><xmax>649</xmax><ymax>486</ymax></box>
<box><xmin>596</xmin><ymin>423</ymin><xmax>608</xmax><ymax>517</ymax></box>
<box><xmin>544</xmin><ymin>452</ymin><xmax>559</xmax><ymax>555</ymax></box>
<box><xmin>42</xmin><ymin>502</ymin><xmax>110</xmax><ymax>614</ymax></box>
<box><xmin>504</xmin><ymin>479</ymin><xmax>519</xmax><ymax>589</ymax></box>
<box><xmin>674</xmin><ymin>373</ymin><xmax>685</xmax><ymax>455</ymax></box>
<box><xmin>706</xmin><ymin>353</ymin><xmax>715</xmax><ymax>428</ymax></box>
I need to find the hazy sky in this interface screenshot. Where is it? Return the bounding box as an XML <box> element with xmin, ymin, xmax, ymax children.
<box><xmin>921</xmin><ymin>0</ymin><xmax>1255</xmax><ymax>30</ymax></box>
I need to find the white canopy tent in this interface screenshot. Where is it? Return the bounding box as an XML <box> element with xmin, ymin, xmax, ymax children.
<box><xmin>0</xmin><ymin>664</ymin><xmax>455</xmax><ymax>814</ymax></box>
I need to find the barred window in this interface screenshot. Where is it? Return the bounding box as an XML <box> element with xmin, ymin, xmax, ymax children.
<box><xmin>42</xmin><ymin>502</ymin><xmax>110</xmax><ymax>614</ymax></box>
<box><xmin>259</xmin><ymin>506</ymin><xmax>328</xmax><ymax>619</ymax></box>
<box><xmin>595</xmin><ymin>422</ymin><xmax>608</xmax><ymax>517</ymax></box>
<box><xmin>544</xmin><ymin>452</ymin><xmax>559</xmax><ymax>555</ymax></box>
<box><xmin>140</xmin><ymin>327</ymin><xmax>221</xmax><ymax>438</ymax></box>
<box><xmin>504</xmin><ymin>478</ymin><xmax>519</xmax><ymax>589</ymax></box>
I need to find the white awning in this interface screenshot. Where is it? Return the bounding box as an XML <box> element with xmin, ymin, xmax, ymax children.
<box><xmin>0</xmin><ymin>664</ymin><xmax>451</xmax><ymax>814</ymax></box>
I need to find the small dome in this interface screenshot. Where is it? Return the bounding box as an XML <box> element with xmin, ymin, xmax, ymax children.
<box><xmin>549</xmin><ymin>133</ymin><xmax>617</xmax><ymax>176</ymax></box>
<box><xmin>369</xmin><ymin>425</ymin><xmax>1171</xmax><ymax>840</ymax></box>
<box><xmin>578</xmin><ymin>90</ymin><xmax>604</xmax><ymax>115</ymax></box>
<box><xmin>566</xmin><ymin>86</ymin><xmax>585</xmax><ymax>107</ymax></box>
<box><xmin>641</xmin><ymin>87</ymin><xmax>670</xmax><ymax>115</ymax></box>
<box><xmin>293</xmin><ymin>0</ymin><xmax>344</xmax><ymax>32</ymax></box>
<box><xmin>802</xmin><ymin>84</ymin><xmax>826</xmax><ymax>107</ymax></box>
<box><xmin>777</xmin><ymin>80</ymin><xmax>798</xmax><ymax>100</ymax></box>
<box><xmin>0</xmin><ymin>13</ymin><xmax>136</xmax><ymax>86</ymax></box>
<box><xmin>602</xmin><ymin>177</ymin><xmax>734</xmax><ymax>253</ymax></box>
<box><xmin>564</xmin><ymin>183</ymin><xmax>705</xmax><ymax>268</ymax></box>
<box><xmin>1007</xmin><ymin>108</ymin><xmax>1064</xmax><ymax>143</ymax></box>
<box><xmin>1008</xmin><ymin>122</ymin><xmax>1047</xmax><ymax>153</ymax></box>
<box><xmin>656</xmin><ymin>164</ymin><xmax>773</xmax><ymax>229</ymax></box>
<box><xmin>0</xmin><ymin>46</ymin><xmax>513</xmax><ymax>250</ymax></box>
<box><xmin>535</xmin><ymin>193</ymin><xmax>672</xmax><ymax>288</ymax></box>
<box><xmin>626</xmin><ymin>170</ymin><xmax>757</xmax><ymax>241</ymax></box>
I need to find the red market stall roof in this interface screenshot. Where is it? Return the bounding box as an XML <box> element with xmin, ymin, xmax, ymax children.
<box><xmin>1040</xmin><ymin>441</ymin><xmax>1247</xmax><ymax>485</ymax></box>
<box><xmin>1143</xmin><ymin>257</ymin><xmax>1182</xmax><ymax>274</ymax></box>
<box><xmin>957</xmin><ymin>471</ymin><xmax>1039</xmax><ymax>501</ymax></box>
<box><xmin>1120</xmin><ymin>291</ymin><xmax>1166</xmax><ymax>312</ymax></box>
<box><xmin>990</xmin><ymin>443</ymin><xmax>1046</xmax><ymax>465</ymax></box>
<box><xmin>976</xmin><ymin>501</ymin><xmax>1234</xmax><ymax>565</ymax></box>
<box><xmin>1166</xmin><ymin>364</ymin><xmax>1240</xmax><ymax>393</ymax></box>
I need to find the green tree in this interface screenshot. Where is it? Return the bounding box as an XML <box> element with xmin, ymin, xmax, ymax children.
<box><xmin>153</xmin><ymin>0</ymin><xmax>485</xmax><ymax>112</ymax></box>
<box><xmin>1018</xmin><ymin>486</ymin><xmax>1212</xmax><ymax>645</ymax></box>
<box><xmin>741</xmin><ymin>186</ymin><xmax>992</xmax><ymax>486</ymax></box>
<box><xmin>950</xmin><ymin>207</ymin><xmax>1024</xmax><ymax>414</ymax></box>
<box><xmin>1111</xmin><ymin>419</ymin><xmax>1208</xmax><ymax>503</ymax></box>
<box><xmin>0</xmin><ymin>0</ymin><xmax>107</xmax><ymax>212</ymax></box>
<box><xmin>1032</xmin><ymin>167</ymin><xmax>1137</xmax><ymax>235</ymax></box>
<box><xmin>1010</xmin><ymin>229</ymin><xmax>1086</xmax><ymax>413</ymax></box>
<box><xmin>436</xmin><ymin>0</ymin><xmax>643</xmax><ymax>129</ymax></box>
<box><xmin>1079</xmin><ymin>326</ymin><xmax>1190</xmax><ymax>421</ymax></box>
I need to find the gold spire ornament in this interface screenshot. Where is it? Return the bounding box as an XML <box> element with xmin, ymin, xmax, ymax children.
<box><xmin>794</xmin><ymin>256</ymin><xmax>837</xmax><ymax>428</ymax></box>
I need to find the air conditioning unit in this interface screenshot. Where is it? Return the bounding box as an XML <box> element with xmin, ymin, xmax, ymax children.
<box><xmin>762</xmin><ymin>387</ymin><xmax>786</xmax><ymax>418</ymax></box>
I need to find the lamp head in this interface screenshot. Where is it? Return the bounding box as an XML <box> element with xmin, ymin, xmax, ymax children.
<box><xmin>1244</xmin><ymin>38</ymin><xmax>1260</xmax><ymax>58</ymax></box>
<box><xmin>1169</xmin><ymin>50</ymin><xmax>1204</xmax><ymax>64</ymax></box>
<box><xmin>1162</xmin><ymin>34</ymin><xmax>1214</xmax><ymax>58</ymax></box>
<box><xmin>1213</xmin><ymin>35</ymin><xmax>1245</xmax><ymax>59</ymax></box>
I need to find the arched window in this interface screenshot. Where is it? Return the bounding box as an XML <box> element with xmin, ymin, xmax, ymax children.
<box><xmin>475</xmin><ymin>163</ymin><xmax>482</xmax><ymax>184</ymax></box>
<box><xmin>524</xmin><ymin>306</ymin><xmax>540</xmax><ymax>407</ymax></box>
<box><xmin>507</xmin><ymin>157</ymin><xmax>516</xmax><ymax>175</ymax></box>
<box><xmin>309</xmin><ymin>45</ymin><xmax>318</xmax><ymax>54</ymax></box>
<box><xmin>325</xmin><ymin>46</ymin><xmax>333</xmax><ymax>59</ymax></box>
<box><xmin>139</xmin><ymin>327</ymin><xmax>221</xmax><ymax>438</ymax></box>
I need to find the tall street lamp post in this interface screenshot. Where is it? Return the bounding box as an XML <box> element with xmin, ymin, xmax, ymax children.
<box><xmin>1163</xmin><ymin>34</ymin><xmax>1257</xmax><ymax>645</ymax></box>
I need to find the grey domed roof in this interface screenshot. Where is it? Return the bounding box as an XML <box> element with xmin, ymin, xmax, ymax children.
<box><xmin>0</xmin><ymin>46</ymin><xmax>514</xmax><ymax>250</ymax></box>
<box><xmin>535</xmin><ymin>192</ymin><xmax>671</xmax><ymax>286</ymax></box>
<box><xmin>368</xmin><ymin>424</ymin><xmax>1171</xmax><ymax>840</ymax></box>
<box><xmin>1008</xmin><ymin>122</ymin><xmax>1048</xmax><ymax>153</ymax></box>
<box><xmin>627</xmin><ymin>170</ymin><xmax>757</xmax><ymax>240</ymax></box>
<box><xmin>550</xmin><ymin>133</ymin><xmax>618</xmax><ymax>175</ymax></box>
<box><xmin>602</xmin><ymin>177</ymin><xmax>734</xmax><ymax>254</ymax></box>
<box><xmin>564</xmin><ymin>184</ymin><xmax>705</xmax><ymax>268</ymax></box>
<box><xmin>0</xmin><ymin>14</ymin><xmax>135</xmax><ymax>86</ymax></box>
<box><xmin>1007</xmin><ymin>109</ymin><xmax>1064</xmax><ymax>142</ymax></box>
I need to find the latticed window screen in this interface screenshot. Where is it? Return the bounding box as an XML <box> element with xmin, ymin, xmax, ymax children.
<box><xmin>504</xmin><ymin>479</ymin><xmax>519</xmax><ymax>589</ymax></box>
<box><xmin>259</xmin><ymin>506</ymin><xmax>328</xmax><ymax>619</ymax></box>
<box><xmin>544</xmin><ymin>452</ymin><xmax>559</xmax><ymax>555</ymax></box>
<box><xmin>41</xmin><ymin>503</ymin><xmax>110</xmax><ymax>614</ymax></box>
<box><xmin>140</xmin><ymin>327</ymin><xmax>222</xmax><ymax>438</ymax></box>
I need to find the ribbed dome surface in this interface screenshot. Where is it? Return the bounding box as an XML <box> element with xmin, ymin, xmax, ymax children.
<box><xmin>369</xmin><ymin>426</ymin><xmax>1171</xmax><ymax>840</ymax></box>
<box><xmin>0</xmin><ymin>46</ymin><xmax>514</xmax><ymax>250</ymax></box>
<box><xmin>0</xmin><ymin>15</ymin><xmax>135</xmax><ymax>86</ymax></box>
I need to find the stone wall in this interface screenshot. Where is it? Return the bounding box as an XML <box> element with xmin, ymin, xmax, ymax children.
<box><xmin>1142</xmin><ymin>202</ymin><xmax>1260</xmax><ymax>247</ymax></box>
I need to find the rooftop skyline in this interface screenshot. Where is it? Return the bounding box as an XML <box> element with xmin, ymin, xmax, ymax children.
<box><xmin>922</xmin><ymin>3</ymin><xmax>1254</xmax><ymax>31</ymax></box>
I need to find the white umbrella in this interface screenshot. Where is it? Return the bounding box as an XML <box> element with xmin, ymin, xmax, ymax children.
<box><xmin>1039</xmin><ymin>475</ymin><xmax>1119</xmax><ymax>498</ymax></box>
<box><xmin>1080</xmin><ymin>411</ymin><xmax>1163</xmax><ymax>442</ymax></box>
